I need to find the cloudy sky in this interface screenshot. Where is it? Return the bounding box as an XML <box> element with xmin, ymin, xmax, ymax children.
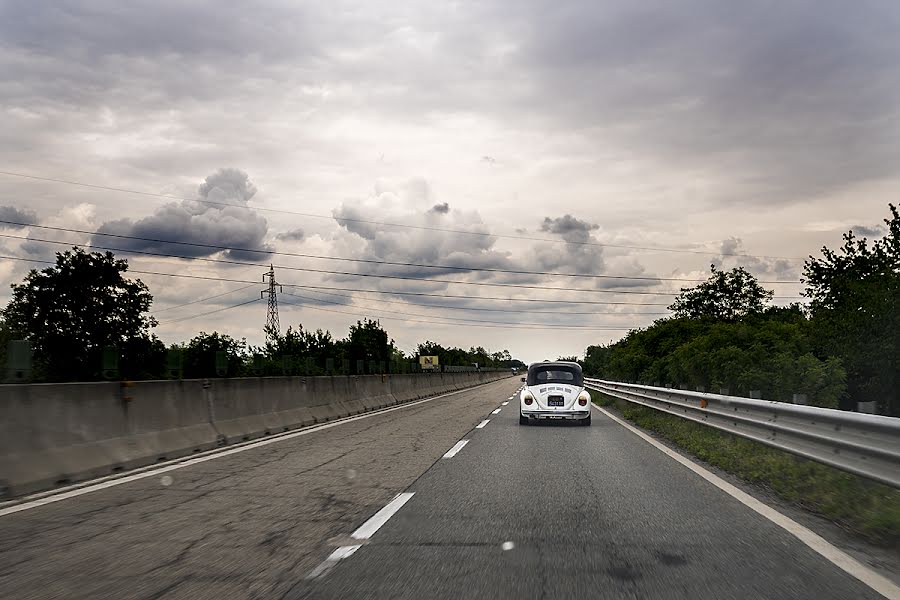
<box><xmin>1</xmin><ymin>0</ymin><xmax>899</xmax><ymax>363</ymax></box>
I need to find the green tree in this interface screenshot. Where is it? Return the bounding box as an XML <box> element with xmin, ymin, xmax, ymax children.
<box><xmin>669</xmin><ymin>265</ymin><xmax>773</xmax><ymax>322</ymax></box>
<box><xmin>181</xmin><ymin>331</ymin><xmax>249</xmax><ymax>378</ymax></box>
<box><xmin>345</xmin><ymin>319</ymin><xmax>393</xmax><ymax>364</ymax></box>
<box><xmin>3</xmin><ymin>248</ymin><xmax>157</xmax><ymax>381</ymax></box>
<box><xmin>804</xmin><ymin>204</ymin><xmax>899</xmax><ymax>414</ymax></box>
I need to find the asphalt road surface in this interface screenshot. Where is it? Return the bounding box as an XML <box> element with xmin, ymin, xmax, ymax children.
<box><xmin>0</xmin><ymin>378</ymin><xmax>895</xmax><ymax>599</ymax></box>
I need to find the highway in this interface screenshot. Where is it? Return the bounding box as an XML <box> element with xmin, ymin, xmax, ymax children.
<box><xmin>0</xmin><ymin>377</ymin><xmax>894</xmax><ymax>599</ymax></box>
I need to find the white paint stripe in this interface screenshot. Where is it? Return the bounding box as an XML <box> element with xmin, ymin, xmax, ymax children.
<box><xmin>306</xmin><ymin>545</ymin><xmax>362</xmax><ymax>580</ymax></box>
<box><xmin>491</xmin><ymin>408</ymin><xmax>501</xmax><ymax>415</ymax></box>
<box><xmin>502</xmin><ymin>401</ymin><xmax>509</xmax><ymax>406</ymax></box>
<box><xmin>0</xmin><ymin>381</ymin><xmax>501</xmax><ymax>517</ymax></box>
<box><xmin>596</xmin><ymin>405</ymin><xmax>900</xmax><ymax>600</ymax></box>
<box><xmin>442</xmin><ymin>440</ymin><xmax>469</xmax><ymax>459</ymax></box>
<box><xmin>476</xmin><ymin>419</ymin><xmax>490</xmax><ymax>429</ymax></box>
<box><xmin>351</xmin><ymin>492</ymin><xmax>415</xmax><ymax>540</ymax></box>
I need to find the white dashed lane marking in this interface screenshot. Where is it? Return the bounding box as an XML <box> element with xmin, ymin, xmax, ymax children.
<box><xmin>442</xmin><ymin>440</ymin><xmax>469</xmax><ymax>459</ymax></box>
<box><xmin>491</xmin><ymin>408</ymin><xmax>501</xmax><ymax>415</ymax></box>
<box><xmin>502</xmin><ymin>401</ymin><xmax>509</xmax><ymax>406</ymax></box>
<box><xmin>476</xmin><ymin>419</ymin><xmax>490</xmax><ymax>429</ymax></box>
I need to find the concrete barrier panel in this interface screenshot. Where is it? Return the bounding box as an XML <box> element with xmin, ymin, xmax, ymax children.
<box><xmin>1</xmin><ymin>372</ymin><xmax>514</xmax><ymax>497</ymax></box>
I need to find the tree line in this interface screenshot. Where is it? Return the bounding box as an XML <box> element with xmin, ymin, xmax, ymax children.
<box><xmin>0</xmin><ymin>248</ymin><xmax>523</xmax><ymax>382</ymax></box>
<box><xmin>584</xmin><ymin>204</ymin><xmax>899</xmax><ymax>416</ymax></box>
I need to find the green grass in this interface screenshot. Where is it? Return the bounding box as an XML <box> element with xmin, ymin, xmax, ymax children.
<box><xmin>597</xmin><ymin>394</ymin><xmax>900</xmax><ymax>548</ymax></box>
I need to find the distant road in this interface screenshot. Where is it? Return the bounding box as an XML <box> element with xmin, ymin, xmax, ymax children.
<box><xmin>0</xmin><ymin>378</ymin><xmax>893</xmax><ymax>599</ymax></box>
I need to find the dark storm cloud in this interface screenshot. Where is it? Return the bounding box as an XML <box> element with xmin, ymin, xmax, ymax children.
<box><xmin>852</xmin><ymin>224</ymin><xmax>886</xmax><ymax>238</ymax></box>
<box><xmin>540</xmin><ymin>215</ymin><xmax>599</xmax><ymax>244</ymax></box>
<box><xmin>92</xmin><ymin>169</ymin><xmax>272</xmax><ymax>261</ymax></box>
<box><xmin>277</xmin><ymin>228</ymin><xmax>306</xmax><ymax>242</ymax></box>
<box><xmin>503</xmin><ymin>0</ymin><xmax>900</xmax><ymax>201</ymax></box>
<box><xmin>713</xmin><ymin>237</ymin><xmax>797</xmax><ymax>279</ymax></box>
<box><xmin>0</xmin><ymin>206</ymin><xmax>38</xmax><ymax>228</ymax></box>
<box><xmin>430</xmin><ymin>202</ymin><xmax>450</xmax><ymax>214</ymax></box>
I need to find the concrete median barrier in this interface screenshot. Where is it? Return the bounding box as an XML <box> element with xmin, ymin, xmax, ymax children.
<box><xmin>0</xmin><ymin>371</ymin><xmax>511</xmax><ymax>497</ymax></box>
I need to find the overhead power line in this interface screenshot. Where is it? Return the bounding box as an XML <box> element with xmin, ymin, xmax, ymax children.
<box><xmin>277</xmin><ymin>296</ymin><xmax>633</xmax><ymax>331</ymax></box>
<box><xmin>0</xmin><ymin>232</ymin><xmax>807</xmax><ymax>299</ymax></box>
<box><xmin>153</xmin><ymin>283</ymin><xmax>261</xmax><ymax>313</ymax></box>
<box><xmin>0</xmin><ymin>170</ymin><xmax>806</xmax><ymax>261</ymax></box>
<box><xmin>157</xmin><ymin>297</ymin><xmax>261</xmax><ymax>325</ymax></box>
<box><xmin>282</xmin><ymin>290</ymin><xmax>655</xmax><ymax>328</ymax></box>
<box><xmin>0</xmin><ymin>254</ymin><xmax>806</xmax><ymax>307</ymax></box>
<box><xmin>0</xmin><ymin>221</ymin><xmax>803</xmax><ymax>284</ymax></box>
<box><xmin>283</xmin><ymin>286</ymin><xmax>670</xmax><ymax>316</ymax></box>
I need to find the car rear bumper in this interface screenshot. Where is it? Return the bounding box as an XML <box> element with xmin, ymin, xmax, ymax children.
<box><xmin>521</xmin><ymin>410</ymin><xmax>590</xmax><ymax>421</ymax></box>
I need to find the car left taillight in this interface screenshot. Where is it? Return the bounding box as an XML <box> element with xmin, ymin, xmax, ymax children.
<box><xmin>523</xmin><ymin>394</ymin><xmax>534</xmax><ymax>405</ymax></box>
<box><xmin>578</xmin><ymin>394</ymin><xmax>588</xmax><ymax>406</ymax></box>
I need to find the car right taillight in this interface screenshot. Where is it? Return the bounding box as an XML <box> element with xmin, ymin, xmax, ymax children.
<box><xmin>523</xmin><ymin>394</ymin><xmax>534</xmax><ymax>405</ymax></box>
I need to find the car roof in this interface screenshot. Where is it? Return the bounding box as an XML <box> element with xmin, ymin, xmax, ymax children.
<box><xmin>527</xmin><ymin>361</ymin><xmax>582</xmax><ymax>372</ymax></box>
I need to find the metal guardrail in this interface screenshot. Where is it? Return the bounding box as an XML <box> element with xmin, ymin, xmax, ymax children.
<box><xmin>585</xmin><ymin>378</ymin><xmax>900</xmax><ymax>489</ymax></box>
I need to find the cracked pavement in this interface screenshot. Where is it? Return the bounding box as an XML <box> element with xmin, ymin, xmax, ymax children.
<box><xmin>0</xmin><ymin>378</ymin><xmax>518</xmax><ymax>600</ymax></box>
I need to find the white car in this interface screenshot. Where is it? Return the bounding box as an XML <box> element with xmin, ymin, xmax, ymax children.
<box><xmin>519</xmin><ymin>361</ymin><xmax>591</xmax><ymax>426</ymax></box>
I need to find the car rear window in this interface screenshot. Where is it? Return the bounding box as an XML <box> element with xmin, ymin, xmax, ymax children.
<box><xmin>527</xmin><ymin>365</ymin><xmax>583</xmax><ymax>386</ymax></box>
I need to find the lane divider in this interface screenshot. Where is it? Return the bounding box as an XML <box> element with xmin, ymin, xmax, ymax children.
<box><xmin>595</xmin><ymin>404</ymin><xmax>900</xmax><ymax>600</ymax></box>
<box><xmin>442</xmin><ymin>440</ymin><xmax>469</xmax><ymax>459</ymax></box>
<box><xmin>502</xmin><ymin>401</ymin><xmax>509</xmax><ymax>406</ymax></box>
<box><xmin>476</xmin><ymin>419</ymin><xmax>490</xmax><ymax>429</ymax></box>
<box><xmin>306</xmin><ymin>492</ymin><xmax>416</xmax><ymax>580</ymax></box>
<box><xmin>491</xmin><ymin>408</ymin><xmax>501</xmax><ymax>415</ymax></box>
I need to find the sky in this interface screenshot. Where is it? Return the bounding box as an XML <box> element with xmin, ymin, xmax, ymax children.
<box><xmin>1</xmin><ymin>0</ymin><xmax>899</xmax><ymax>363</ymax></box>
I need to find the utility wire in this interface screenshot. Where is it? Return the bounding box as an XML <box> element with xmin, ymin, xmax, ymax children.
<box><xmin>157</xmin><ymin>297</ymin><xmax>262</xmax><ymax>325</ymax></box>
<box><xmin>0</xmin><ymin>221</ymin><xmax>803</xmax><ymax>284</ymax></box>
<box><xmin>153</xmin><ymin>284</ymin><xmax>261</xmax><ymax>313</ymax></box>
<box><xmin>282</xmin><ymin>286</ymin><xmax>670</xmax><ymax>316</ymax></box>
<box><xmin>0</xmin><ymin>254</ymin><xmax>801</xmax><ymax>308</ymax></box>
<box><xmin>0</xmin><ymin>170</ymin><xmax>806</xmax><ymax>261</ymax></box>
<box><xmin>277</xmin><ymin>297</ymin><xmax>633</xmax><ymax>331</ymax></box>
<box><xmin>0</xmin><ymin>232</ymin><xmax>807</xmax><ymax>299</ymax></box>
<box><xmin>282</xmin><ymin>290</ymin><xmax>655</xmax><ymax>328</ymax></box>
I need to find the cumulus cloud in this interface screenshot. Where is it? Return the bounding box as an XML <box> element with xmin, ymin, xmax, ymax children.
<box><xmin>0</xmin><ymin>206</ymin><xmax>38</xmax><ymax>228</ymax></box>
<box><xmin>331</xmin><ymin>178</ymin><xmax>511</xmax><ymax>282</ymax></box>
<box><xmin>852</xmin><ymin>224</ymin><xmax>886</xmax><ymax>238</ymax></box>
<box><xmin>713</xmin><ymin>237</ymin><xmax>797</xmax><ymax>279</ymax></box>
<box><xmin>92</xmin><ymin>169</ymin><xmax>271</xmax><ymax>261</ymax></box>
<box><xmin>540</xmin><ymin>215</ymin><xmax>600</xmax><ymax>244</ymax></box>
<box><xmin>277</xmin><ymin>228</ymin><xmax>306</xmax><ymax>242</ymax></box>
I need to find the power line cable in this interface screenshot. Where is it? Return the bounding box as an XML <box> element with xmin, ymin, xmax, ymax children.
<box><xmin>282</xmin><ymin>290</ymin><xmax>654</xmax><ymax>328</ymax></box>
<box><xmin>277</xmin><ymin>296</ymin><xmax>633</xmax><ymax>331</ymax></box>
<box><xmin>283</xmin><ymin>286</ymin><xmax>670</xmax><ymax>316</ymax></box>
<box><xmin>0</xmin><ymin>254</ymin><xmax>803</xmax><ymax>308</ymax></box>
<box><xmin>157</xmin><ymin>297</ymin><xmax>262</xmax><ymax>325</ymax></box>
<box><xmin>0</xmin><ymin>221</ymin><xmax>804</xmax><ymax>284</ymax></box>
<box><xmin>153</xmin><ymin>284</ymin><xmax>261</xmax><ymax>313</ymax></box>
<box><xmin>0</xmin><ymin>170</ymin><xmax>806</xmax><ymax>261</ymax></box>
<box><xmin>0</xmin><ymin>232</ymin><xmax>806</xmax><ymax>298</ymax></box>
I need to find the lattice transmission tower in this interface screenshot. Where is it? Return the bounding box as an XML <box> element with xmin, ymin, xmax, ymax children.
<box><xmin>263</xmin><ymin>264</ymin><xmax>282</xmax><ymax>339</ymax></box>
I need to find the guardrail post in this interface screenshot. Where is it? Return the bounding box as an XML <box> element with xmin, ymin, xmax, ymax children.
<box><xmin>749</xmin><ymin>390</ymin><xmax>762</xmax><ymax>399</ymax></box>
<box><xmin>792</xmin><ymin>393</ymin><xmax>807</xmax><ymax>405</ymax></box>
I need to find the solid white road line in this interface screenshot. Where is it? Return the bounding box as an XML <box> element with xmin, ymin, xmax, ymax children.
<box><xmin>502</xmin><ymin>401</ymin><xmax>509</xmax><ymax>406</ymax></box>
<box><xmin>491</xmin><ymin>408</ymin><xmax>501</xmax><ymax>415</ymax></box>
<box><xmin>1</xmin><ymin>381</ymin><xmax>501</xmax><ymax>517</ymax></box>
<box><xmin>595</xmin><ymin>405</ymin><xmax>900</xmax><ymax>600</ymax></box>
<box><xmin>476</xmin><ymin>419</ymin><xmax>490</xmax><ymax>429</ymax></box>
<box><xmin>442</xmin><ymin>440</ymin><xmax>469</xmax><ymax>459</ymax></box>
<box><xmin>351</xmin><ymin>492</ymin><xmax>415</xmax><ymax>540</ymax></box>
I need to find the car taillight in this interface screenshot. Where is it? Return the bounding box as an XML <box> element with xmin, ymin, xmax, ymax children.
<box><xmin>578</xmin><ymin>397</ymin><xmax>587</xmax><ymax>406</ymax></box>
<box><xmin>523</xmin><ymin>394</ymin><xmax>534</xmax><ymax>405</ymax></box>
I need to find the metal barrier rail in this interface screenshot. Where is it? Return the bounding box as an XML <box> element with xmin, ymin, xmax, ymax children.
<box><xmin>585</xmin><ymin>378</ymin><xmax>900</xmax><ymax>489</ymax></box>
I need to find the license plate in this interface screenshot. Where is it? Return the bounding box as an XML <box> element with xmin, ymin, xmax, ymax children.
<box><xmin>548</xmin><ymin>398</ymin><xmax>564</xmax><ymax>407</ymax></box>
